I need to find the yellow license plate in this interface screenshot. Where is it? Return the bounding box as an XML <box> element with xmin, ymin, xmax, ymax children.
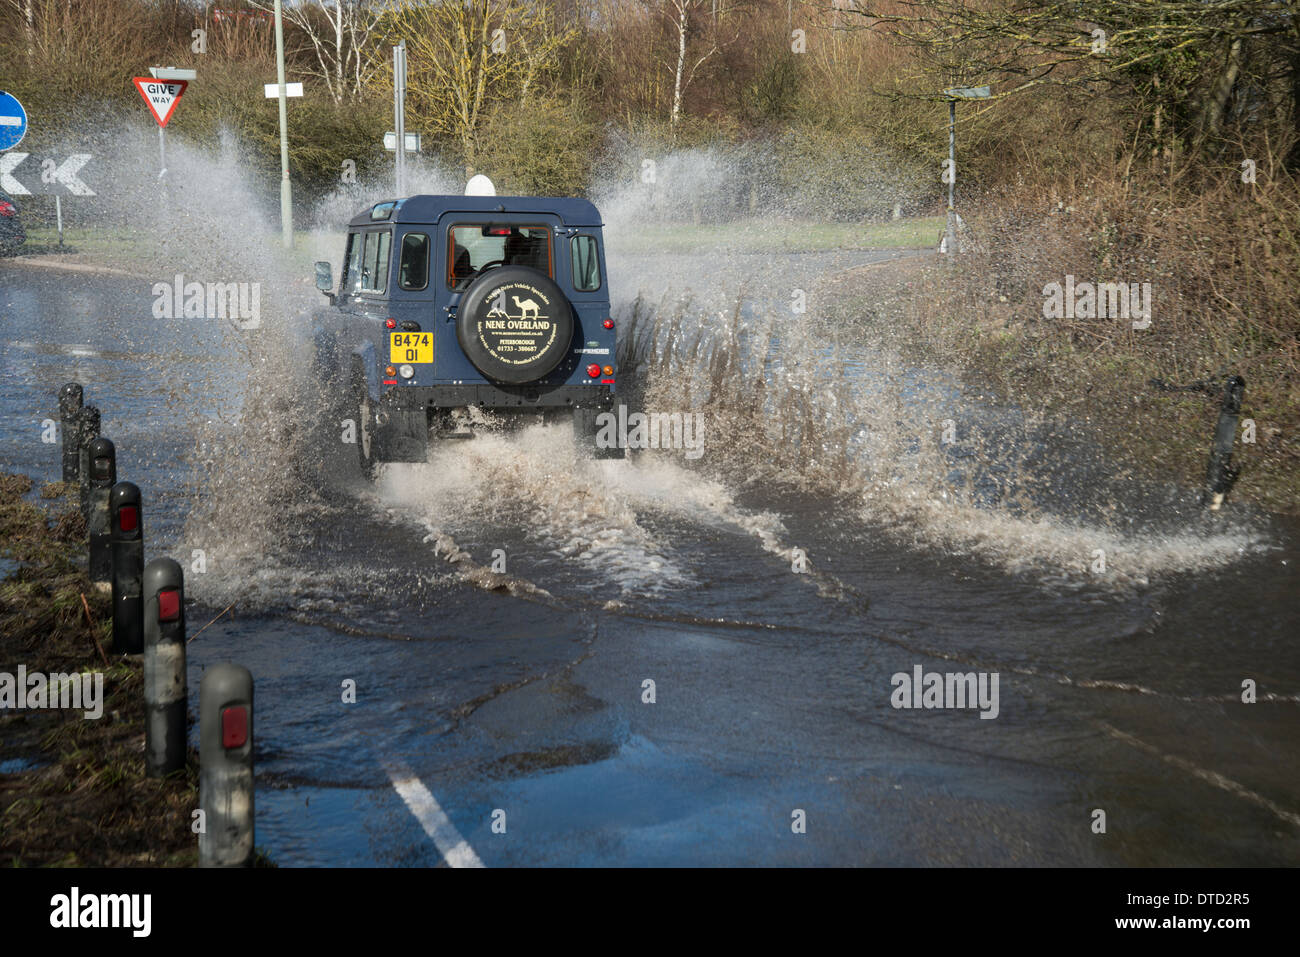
<box><xmin>390</xmin><ymin>332</ymin><xmax>432</xmax><ymax>364</ymax></box>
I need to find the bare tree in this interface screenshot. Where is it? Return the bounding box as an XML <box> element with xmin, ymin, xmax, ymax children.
<box><xmin>248</xmin><ymin>0</ymin><xmax>381</xmax><ymax>101</ymax></box>
<box><xmin>663</xmin><ymin>0</ymin><xmax>741</xmax><ymax>131</ymax></box>
<box><xmin>848</xmin><ymin>0</ymin><xmax>1300</xmax><ymax>163</ymax></box>
<box><xmin>378</xmin><ymin>0</ymin><xmax>576</xmax><ymax>166</ymax></box>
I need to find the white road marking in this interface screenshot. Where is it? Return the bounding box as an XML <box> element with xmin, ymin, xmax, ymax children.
<box><xmin>384</xmin><ymin>760</ymin><xmax>484</xmax><ymax>868</ymax></box>
<box><xmin>1101</xmin><ymin>722</ymin><xmax>1300</xmax><ymax>828</ymax></box>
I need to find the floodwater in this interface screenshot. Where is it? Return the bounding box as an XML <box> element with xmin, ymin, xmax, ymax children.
<box><xmin>1</xmin><ymin>237</ymin><xmax>1296</xmax><ymax>866</ymax></box>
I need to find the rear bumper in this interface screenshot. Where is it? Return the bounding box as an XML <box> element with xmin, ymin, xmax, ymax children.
<box><xmin>380</xmin><ymin>381</ymin><xmax>614</xmax><ymax>412</ymax></box>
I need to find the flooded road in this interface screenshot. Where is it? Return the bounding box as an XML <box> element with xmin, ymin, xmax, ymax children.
<box><xmin>2</xmin><ymin>255</ymin><xmax>1297</xmax><ymax>866</ymax></box>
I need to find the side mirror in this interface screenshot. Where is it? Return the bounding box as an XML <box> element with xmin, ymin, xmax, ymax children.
<box><xmin>314</xmin><ymin>261</ymin><xmax>334</xmax><ymax>293</ymax></box>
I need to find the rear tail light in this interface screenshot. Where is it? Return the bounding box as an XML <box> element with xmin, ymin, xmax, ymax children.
<box><xmin>0</xmin><ymin>201</ymin><xmax>14</xmax><ymax>218</ymax></box>
<box><xmin>385</xmin><ymin>318</ymin><xmax>396</xmax><ymax>329</ymax></box>
<box><xmin>603</xmin><ymin>319</ymin><xmax>614</xmax><ymax>329</ymax></box>
<box><xmin>586</xmin><ymin>364</ymin><xmax>601</xmax><ymax>378</ymax></box>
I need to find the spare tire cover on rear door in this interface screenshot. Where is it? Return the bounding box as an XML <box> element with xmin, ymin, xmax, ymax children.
<box><xmin>456</xmin><ymin>265</ymin><xmax>574</xmax><ymax>384</ymax></box>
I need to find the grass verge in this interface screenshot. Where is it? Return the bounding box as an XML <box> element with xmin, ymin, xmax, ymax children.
<box><xmin>0</xmin><ymin>474</ymin><xmax>199</xmax><ymax>866</ymax></box>
<box><xmin>613</xmin><ymin>216</ymin><xmax>946</xmax><ymax>254</ymax></box>
<box><xmin>13</xmin><ymin>227</ymin><xmax>162</xmax><ymax>273</ymax></box>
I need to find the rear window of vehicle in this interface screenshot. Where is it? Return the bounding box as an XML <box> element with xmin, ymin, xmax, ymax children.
<box><xmin>345</xmin><ymin>230</ymin><xmax>391</xmax><ymax>294</ymax></box>
<box><xmin>448</xmin><ymin>225</ymin><xmax>551</xmax><ymax>290</ymax></box>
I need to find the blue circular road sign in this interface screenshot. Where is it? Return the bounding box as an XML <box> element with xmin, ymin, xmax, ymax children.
<box><xmin>0</xmin><ymin>92</ymin><xmax>28</xmax><ymax>151</ymax></box>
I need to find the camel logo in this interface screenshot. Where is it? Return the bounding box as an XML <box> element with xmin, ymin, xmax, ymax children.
<box><xmin>479</xmin><ymin>282</ymin><xmax>557</xmax><ymax>364</ymax></box>
<box><xmin>487</xmin><ymin>288</ymin><xmax>545</xmax><ymax>323</ymax></box>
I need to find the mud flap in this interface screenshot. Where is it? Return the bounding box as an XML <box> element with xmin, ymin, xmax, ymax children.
<box><xmin>373</xmin><ymin>407</ymin><xmax>430</xmax><ymax>463</ymax></box>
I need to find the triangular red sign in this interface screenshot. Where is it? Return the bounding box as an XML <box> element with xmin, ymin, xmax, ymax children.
<box><xmin>132</xmin><ymin>77</ymin><xmax>188</xmax><ymax>128</ymax></box>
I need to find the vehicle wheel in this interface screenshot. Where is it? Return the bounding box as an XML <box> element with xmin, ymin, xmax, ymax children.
<box><xmin>352</xmin><ymin>366</ymin><xmax>378</xmax><ymax>480</ymax></box>
<box><xmin>574</xmin><ymin>405</ymin><xmax>624</xmax><ymax>459</ymax></box>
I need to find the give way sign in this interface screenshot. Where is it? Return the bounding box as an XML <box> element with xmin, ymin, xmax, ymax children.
<box><xmin>132</xmin><ymin>78</ymin><xmax>187</xmax><ymax>127</ymax></box>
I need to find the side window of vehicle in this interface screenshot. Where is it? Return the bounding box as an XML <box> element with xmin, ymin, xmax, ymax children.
<box><xmin>571</xmin><ymin>235</ymin><xmax>601</xmax><ymax>292</ymax></box>
<box><xmin>399</xmin><ymin>232</ymin><xmax>429</xmax><ymax>291</ymax></box>
<box><xmin>344</xmin><ymin>232</ymin><xmax>364</xmax><ymax>295</ymax></box>
<box><xmin>359</xmin><ymin>230</ymin><xmax>391</xmax><ymax>295</ymax></box>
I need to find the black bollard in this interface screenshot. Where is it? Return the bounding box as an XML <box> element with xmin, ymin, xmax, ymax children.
<box><xmin>86</xmin><ymin>438</ymin><xmax>116</xmax><ymax>587</ymax></box>
<box><xmin>1204</xmin><ymin>375</ymin><xmax>1246</xmax><ymax>511</ymax></box>
<box><xmin>77</xmin><ymin>405</ymin><xmax>100</xmax><ymax>522</ymax></box>
<box><xmin>109</xmin><ymin>482</ymin><xmax>144</xmax><ymax>655</ymax></box>
<box><xmin>143</xmin><ymin>558</ymin><xmax>187</xmax><ymax>777</ymax></box>
<box><xmin>199</xmin><ymin>664</ymin><xmax>254</xmax><ymax>867</ymax></box>
<box><xmin>58</xmin><ymin>383</ymin><xmax>83</xmax><ymax>483</ymax></box>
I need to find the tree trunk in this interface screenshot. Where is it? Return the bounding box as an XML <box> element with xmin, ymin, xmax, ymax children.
<box><xmin>1195</xmin><ymin>38</ymin><xmax>1242</xmax><ymax>146</ymax></box>
<box><xmin>335</xmin><ymin>3</ymin><xmax>345</xmax><ymax>102</ymax></box>
<box><xmin>23</xmin><ymin>0</ymin><xmax>36</xmax><ymax>57</ymax></box>
<box><xmin>1288</xmin><ymin>50</ymin><xmax>1300</xmax><ymax>171</ymax></box>
<box><xmin>671</xmin><ymin>2</ymin><xmax>687</xmax><ymax>129</ymax></box>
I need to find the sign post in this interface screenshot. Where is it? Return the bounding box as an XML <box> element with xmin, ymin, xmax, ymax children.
<box><xmin>940</xmin><ymin>85</ymin><xmax>991</xmax><ymax>255</ymax></box>
<box><xmin>134</xmin><ymin>70</ymin><xmax>192</xmax><ymax>206</ymax></box>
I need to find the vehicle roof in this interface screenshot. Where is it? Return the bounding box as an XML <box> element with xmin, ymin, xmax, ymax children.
<box><xmin>349</xmin><ymin>195</ymin><xmax>603</xmax><ymax>229</ymax></box>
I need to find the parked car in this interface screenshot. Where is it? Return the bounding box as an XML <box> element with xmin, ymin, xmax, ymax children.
<box><xmin>0</xmin><ymin>191</ymin><xmax>26</xmax><ymax>255</ymax></box>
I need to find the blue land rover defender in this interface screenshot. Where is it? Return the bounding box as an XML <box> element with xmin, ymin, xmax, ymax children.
<box><xmin>311</xmin><ymin>190</ymin><xmax>620</xmax><ymax>476</ymax></box>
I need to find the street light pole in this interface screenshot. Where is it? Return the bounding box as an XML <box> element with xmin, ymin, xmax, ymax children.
<box><xmin>393</xmin><ymin>41</ymin><xmax>407</xmax><ymax>196</ymax></box>
<box><xmin>273</xmin><ymin>0</ymin><xmax>293</xmax><ymax>247</ymax></box>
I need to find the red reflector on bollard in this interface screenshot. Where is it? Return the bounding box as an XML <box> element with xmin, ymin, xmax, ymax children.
<box><xmin>221</xmin><ymin>706</ymin><xmax>248</xmax><ymax>748</ymax></box>
<box><xmin>118</xmin><ymin>505</ymin><xmax>138</xmax><ymax>532</ymax></box>
<box><xmin>158</xmin><ymin>588</ymin><xmax>180</xmax><ymax>622</ymax></box>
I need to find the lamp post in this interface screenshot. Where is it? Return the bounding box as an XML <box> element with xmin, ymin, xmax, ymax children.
<box><xmin>941</xmin><ymin>85</ymin><xmax>991</xmax><ymax>255</ymax></box>
<box><xmin>273</xmin><ymin>0</ymin><xmax>293</xmax><ymax>247</ymax></box>
<box><xmin>393</xmin><ymin>41</ymin><xmax>407</xmax><ymax>196</ymax></box>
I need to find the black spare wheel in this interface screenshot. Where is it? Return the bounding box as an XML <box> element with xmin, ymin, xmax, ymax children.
<box><xmin>456</xmin><ymin>265</ymin><xmax>574</xmax><ymax>384</ymax></box>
